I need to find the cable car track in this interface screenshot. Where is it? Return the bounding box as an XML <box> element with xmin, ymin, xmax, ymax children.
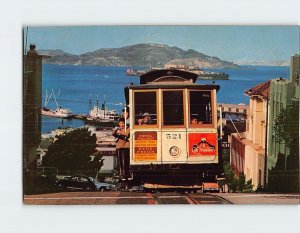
<box><xmin>24</xmin><ymin>191</ymin><xmax>231</xmax><ymax>205</ymax></box>
<box><xmin>151</xmin><ymin>192</ymin><xmax>231</xmax><ymax>204</ymax></box>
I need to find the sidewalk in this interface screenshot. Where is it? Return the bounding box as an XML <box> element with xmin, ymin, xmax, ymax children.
<box><xmin>214</xmin><ymin>193</ymin><xmax>299</xmax><ymax>204</ymax></box>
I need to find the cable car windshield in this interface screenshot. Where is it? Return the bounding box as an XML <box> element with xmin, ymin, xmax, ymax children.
<box><xmin>163</xmin><ymin>90</ymin><xmax>184</xmax><ymax>126</ymax></box>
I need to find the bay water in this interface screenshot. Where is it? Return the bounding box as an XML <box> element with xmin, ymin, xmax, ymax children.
<box><xmin>42</xmin><ymin>64</ymin><xmax>289</xmax><ymax>133</ymax></box>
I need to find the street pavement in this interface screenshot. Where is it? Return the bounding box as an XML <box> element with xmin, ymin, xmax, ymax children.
<box><xmin>24</xmin><ymin>191</ymin><xmax>299</xmax><ymax>205</ymax></box>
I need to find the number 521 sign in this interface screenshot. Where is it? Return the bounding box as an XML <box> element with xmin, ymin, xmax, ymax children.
<box><xmin>165</xmin><ymin>133</ymin><xmax>182</xmax><ymax>139</ymax></box>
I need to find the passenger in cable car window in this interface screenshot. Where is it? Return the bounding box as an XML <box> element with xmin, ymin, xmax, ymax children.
<box><xmin>135</xmin><ymin>112</ymin><xmax>154</xmax><ymax>125</ymax></box>
<box><xmin>142</xmin><ymin>112</ymin><xmax>151</xmax><ymax>124</ymax></box>
<box><xmin>113</xmin><ymin>117</ymin><xmax>130</xmax><ymax>181</ymax></box>
<box><xmin>191</xmin><ymin>117</ymin><xmax>199</xmax><ymax>125</ymax></box>
<box><xmin>191</xmin><ymin>117</ymin><xmax>203</xmax><ymax>125</ymax></box>
<box><xmin>137</xmin><ymin>113</ymin><xmax>144</xmax><ymax>125</ymax></box>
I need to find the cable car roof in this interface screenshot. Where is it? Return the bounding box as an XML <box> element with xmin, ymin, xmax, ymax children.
<box><xmin>140</xmin><ymin>69</ymin><xmax>198</xmax><ymax>84</ymax></box>
<box><xmin>127</xmin><ymin>83</ymin><xmax>220</xmax><ymax>90</ymax></box>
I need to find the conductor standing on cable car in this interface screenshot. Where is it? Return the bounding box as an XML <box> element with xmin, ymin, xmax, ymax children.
<box><xmin>113</xmin><ymin>114</ymin><xmax>130</xmax><ymax>181</ymax></box>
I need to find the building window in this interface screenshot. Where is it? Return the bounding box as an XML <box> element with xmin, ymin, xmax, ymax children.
<box><xmin>134</xmin><ymin>91</ymin><xmax>157</xmax><ymax>126</ymax></box>
<box><xmin>163</xmin><ymin>90</ymin><xmax>184</xmax><ymax>126</ymax></box>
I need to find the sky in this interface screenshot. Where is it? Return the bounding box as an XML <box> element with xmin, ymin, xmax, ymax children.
<box><xmin>25</xmin><ymin>26</ymin><xmax>299</xmax><ymax>63</ymax></box>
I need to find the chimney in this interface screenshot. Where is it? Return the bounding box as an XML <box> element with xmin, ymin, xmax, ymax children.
<box><xmin>27</xmin><ymin>43</ymin><xmax>38</xmax><ymax>56</ymax></box>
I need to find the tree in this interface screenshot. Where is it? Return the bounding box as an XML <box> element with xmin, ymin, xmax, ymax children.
<box><xmin>238</xmin><ymin>172</ymin><xmax>253</xmax><ymax>192</ymax></box>
<box><xmin>224</xmin><ymin>164</ymin><xmax>253</xmax><ymax>192</ymax></box>
<box><xmin>269</xmin><ymin>103</ymin><xmax>299</xmax><ymax>192</ymax></box>
<box><xmin>273</xmin><ymin>103</ymin><xmax>299</xmax><ymax>170</ymax></box>
<box><xmin>88</xmin><ymin>154</ymin><xmax>105</xmax><ymax>180</ymax></box>
<box><xmin>238</xmin><ymin>172</ymin><xmax>246</xmax><ymax>192</ymax></box>
<box><xmin>273</xmin><ymin>103</ymin><xmax>299</xmax><ymax>148</ymax></box>
<box><xmin>42</xmin><ymin>128</ymin><xmax>98</xmax><ymax>171</ymax></box>
<box><xmin>224</xmin><ymin>164</ymin><xmax>238</xmax><ymax>192</ymax></box>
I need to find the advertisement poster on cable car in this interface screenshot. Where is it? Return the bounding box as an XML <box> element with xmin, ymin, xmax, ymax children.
<box><xmin>188</xmin><ymin>133</ymin><xmax>217</xmax><ymax>156</ymax></box>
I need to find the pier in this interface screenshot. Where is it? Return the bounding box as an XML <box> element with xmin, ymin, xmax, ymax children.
<box><xmin>73</xmin><ymin>114</ymin><xmax>117</xmax><ymax>128</ymax></box>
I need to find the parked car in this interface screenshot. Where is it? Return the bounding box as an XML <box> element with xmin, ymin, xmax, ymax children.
<box><xmin>88</xmin><ymin>177</ymin><xmax>117</xmax><ymax>191</ymax></box>
<box><xmin>56</xmin><ymin>175</ymin><xmax>97</xmax><ymax>191</ymax></box>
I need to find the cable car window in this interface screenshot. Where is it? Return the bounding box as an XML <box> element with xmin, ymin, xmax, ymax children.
<box><xmin>163</xmin><ymin>91</ymin><xmax>184</xmax><ymax>126</ymax></box>
<box><xmin>134</xmin><ymin>91</ymin><xmax>157</xmax><ymax>125</ymax></box>
<box><xmin>189</xmin><ymin>91</ymin><xmax>212</xmax><ymax>125</ymax></box>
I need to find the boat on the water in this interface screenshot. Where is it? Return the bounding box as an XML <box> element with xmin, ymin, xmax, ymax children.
<box><xmin>42</xmin><ymin>106</ymin><xmax>73</xmax><ymax>118</ymax></box>
<box><xmin>88</xmin><ymin>106</ymin><xmax>119</xmax><ymax>122</ymax></box>
<box><xmin>126</xmin><ymin>69</ymin><xmax>146</xmax><ymax>76</ymax></box>
<box><xmin>41</xmin><ymin>89</ymin><xmax>73</xmax><ymax>118</ymax></box>
<box><xmin>85</xmin><ymin>108</ymin><xmax>119</xmax><ymax>127</ymax></box>
<box><xmin>87</xmin><ymin>95</ymin><xmax>120</xmax><ymax>123</ymax></box>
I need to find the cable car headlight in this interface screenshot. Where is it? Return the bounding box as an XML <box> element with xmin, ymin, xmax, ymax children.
<box><xmin>169</xmin><ymin>146</ymin><xmax>180</xmax><ymax>157</ymax></box>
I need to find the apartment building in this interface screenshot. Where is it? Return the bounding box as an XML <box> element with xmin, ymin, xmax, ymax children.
<box><xmin>231</xmin><ymin>81</ymin><xmax>270</xmax><ymax>189</ymax></box>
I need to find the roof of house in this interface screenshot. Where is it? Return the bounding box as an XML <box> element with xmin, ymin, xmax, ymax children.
<box><xmin>244</xmin><ymin>80</ymin><xmax>271</xmax><ymax>99</ymax></box>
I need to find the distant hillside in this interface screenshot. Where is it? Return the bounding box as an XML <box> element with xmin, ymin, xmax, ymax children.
<box><xmin>39</xmin><ymin>43</ymin><xmax>239</xmax><ymax>68</ymax></box>
<box><xmin>38</xmin><ymin>49</ymin><xmax>73</xmax><ymax>56</ymax></box>
<box><xmin>38</xmin><ymin>49</ymin><xmax>80</xmax><ymax>64</ymax></box>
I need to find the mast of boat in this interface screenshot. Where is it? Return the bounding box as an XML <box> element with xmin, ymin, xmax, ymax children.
<box><xmin>47</xmin><ymin>92</ymin><xmax>52</xmax><ymax>107</ymax></box>
<box><xmin>96</xmin><ymin>94</ymin><xmax>99</xmax><ymax>118</ymax></box>
<box><xmin>89</xmin><ymin>92</ymin><xmax>92</xmax><ymax>113</ymax></box>
<box><xmin>103</xmin><ymin>95</ymin><xmax>106</xmax><ymax>119</ymax></box>
<box><xmin>45</xmin><ymin>89</ymin><xmax>51</xmax><ymax>107</ymax></box>
<box><xmin>44</xmin><ymin>89</ymin><xmax>48</xmax><ymax>107</ymax></box>
<box><xmin>52</xmin><ymin>89</ymin><xmax>59</xmax><ymax>109</ymax></box>
<box><xmin>57</xmin><ymin>89</ymin><xmax>62</xmax><ymax>109</ymax></box>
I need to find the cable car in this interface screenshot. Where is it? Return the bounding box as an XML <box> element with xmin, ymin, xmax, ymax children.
<box><xmin>124</xmin><ymin>69</ymin><xmax>224</xmax><ymax>188</ymax></box>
